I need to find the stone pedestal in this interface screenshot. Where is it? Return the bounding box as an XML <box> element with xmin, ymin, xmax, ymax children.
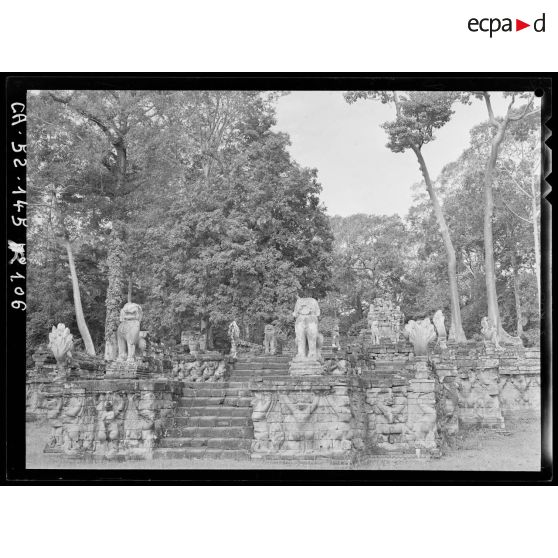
<box><xmin>106</xmin><ymin>360</ymin><xmax>150</xmax><ymax>378</ymax></box>
<box><xmin>413</xmin><ymin>356</ymin><xmax>430</xmax><ymax>379</ymax></box>
<box><xmin>289</xmin><ymin>356</ymin><xmax>324</xmax><ymax>376</ymax></box>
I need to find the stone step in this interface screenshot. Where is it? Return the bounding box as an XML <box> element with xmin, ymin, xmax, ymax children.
<box><xmin>231</xmin><ymin>375</ymin><xmax>293</xmax><ymax>382</ymax></box>
<box><xmin>182</xmin><ymin>387</ymin><xmax>253</xmax><ymax>397</ymax></box>
<box><xmin>175</xmin><ymin>406</ymin><xmax>252</xmax><ymax>417</ymax></box>
<box><xmin>153</xmin><ymin>447</ymin><xmax>250</xmax><ymax>460</ymax></box>
<box><xmin>159</xmin><ymin>437</ymin><xmax>252</xmax><ymax>450</ymax></box>
<box><xmin>165</xmin><ymin>426</ymin><xmax>253</xmax><ymax>438</ymax></box>
<box><xmin>230</xmin><ymin>373</ymin><xmax>289</xmax><ymax>379</ymax></box>
<box><xmin>173</xmin><ymin>415</ymin><xmax>252</xmax><ymax>428</ymax></box>
<box><xmin>178</xmin><ymin>396</ymin><xmax>252</xmax><ymax>407</ymax></box>
<box><xmin>232</xmin><ymin>367</ymin><xmax>289</xmax><ymax>373</ymax></box>
<box><xmin>233</xmin><ymin>363</ymin><xmax>290</xmax><ymax>371</ymax></box>
<box><xmin>236</xmin><ymin>355</ymin><xmax>291</xmax><ymax>360</ymax></box>
<box><xmin>181</xmin><ymin>381</ymin><xmax>251</xmax><ymax>388</ymax></box>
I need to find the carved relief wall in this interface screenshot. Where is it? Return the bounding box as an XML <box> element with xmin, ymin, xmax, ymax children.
<box><xmin>42</xmin><ymin>380</ymin><xmax>180</xmax><ymax>459</ymax></box>
<box><xmin>251</xmin><ymin>379</ymin><xmax>364</xmax><ymax>459</ymax></box>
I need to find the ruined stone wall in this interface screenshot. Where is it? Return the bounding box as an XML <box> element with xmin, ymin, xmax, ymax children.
<box><xmin>249</xmin><ymin>366</ymin><xmax>441</xmax><ymax>459</ymax></box>
<box><xmin>432</xmin><ymin>344</ymin><xmax>541</xmax><ymax>429</ymax></box>
<box><xmin>362</xmin><ymin>363</ymin><xmax>440</xmax><ymax>455</ymax></box>
<box><xmin>41</xmin><ymin>379</ymin><xmax>180</xmax><ymax>460</ymax></box>
<box><xmin>497</xmin><ymin>347</ymin><xmax>541</xmax><ymax>421</ymax></box>
<box><xmin>29</xmin><ymin>341</ymin><xmax>541</xmax><ymax>463</ymax></box>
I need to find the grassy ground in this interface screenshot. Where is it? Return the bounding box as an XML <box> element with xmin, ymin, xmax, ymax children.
<box><xmin>26</xmin><ymin>418</ymin><xmax>541</xmax><ymax>471</ymax></box>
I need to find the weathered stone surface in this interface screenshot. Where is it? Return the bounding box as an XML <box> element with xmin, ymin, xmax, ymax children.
<box><xmin>42</xmin><ymin>379</ymin><xmax>180</xmax><ymax>459</ymax></box>
<box><xmin>289</xmin><ymin>357</ymin><xmax>324</xmax><ymax>376</ymax></box>
<box><xmin>33</xmin><ymin>338</ymin><xmax>540</xmax><ymax>462</ymax></box>
<box><xmin>251</xmin><ymin>378</ymin><xmax>362</xmax><ymax>457</ymax></box>
<box><xmin>367</xmin><ymin>298</ymin><xmax>404</xmax><ymax>343</ymax></box>
<box><xmin>455</xmin><ymin>369</ymin><xmax>505</xmax><ymax>429</ymax></box>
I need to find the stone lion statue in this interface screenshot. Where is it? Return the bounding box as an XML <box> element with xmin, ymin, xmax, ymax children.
<box><xmin>117</xmin><ymin>302</ymin><xmax>143</xmax><ymax>362</ymax></box>
<box><xmin>293</xmin><ymin>297</ymin><xmax>322</xmax><ymax>360</ymax></box>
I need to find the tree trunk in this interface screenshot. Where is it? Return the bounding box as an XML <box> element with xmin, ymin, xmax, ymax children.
<box><xmin>482</xmin><ymin>124</ymin><xmax>514</xmax><ymax>340</ymax></box>
<box><xmin>105</xmin><ymin>134</ymin><xmax>128</xmax><ymax>360</ymax></box>
<box><xmin>104</xmin><ymin>224</ymin><xmax>127</xmax><ymax>360</ymax></box>
<box><xmin>200</xmin><ymin>314</ymin><xmax>212</xmax><ymax>350</ymax></box>
<box><xmin>510</xmin><ymin>251</ymin><xmax>524</xmax><ymax>337</ymax></box>
<box><xmin>412</xmin><ymin>147</ymin><xmax>467</xmax><ymax>342</ymax></box>
<box><xmin>530</xmin><ymin>177</ymin><xmax>541</xmax><ymax>311</ymax></box>
<box><xmin>128</xmin><ymin>275</ymin><xmax>133</xmax><ymax>303</ymax></box>
<box><xmin>64</xmin><ymin>239</ymin><xmax>96</xmax><ymax>356</ymax></box>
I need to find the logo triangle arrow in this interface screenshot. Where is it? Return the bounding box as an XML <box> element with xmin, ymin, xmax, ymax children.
<box><xmin>516</xmin><ymin>19</ymin><xmax>530</xmax><ymax>31</ymax></box>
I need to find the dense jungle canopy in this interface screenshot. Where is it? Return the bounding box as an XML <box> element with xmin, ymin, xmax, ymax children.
<box><xmin>26</xmin><ymin>90</ymin><xmax>541</xmax><ymax>357</ymax></box>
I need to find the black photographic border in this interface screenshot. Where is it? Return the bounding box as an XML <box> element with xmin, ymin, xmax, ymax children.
<box><xmin>2</xmin><ymin>73</ymin><xmax>553</xmax><ymax>485</ymax></box>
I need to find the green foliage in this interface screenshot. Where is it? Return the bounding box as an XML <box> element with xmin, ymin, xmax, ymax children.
<box><xmin>27</xmin><ymin>90</ymin><xmax>333</xmax><ymax>351</ymax></box>
<box><xmin>326</xmin><ymin>213</ymin><xmax>409</xmax><ymax>334</ymax></box>
<box><xmin>26</xmin><ymin>90</ymin><xmax>540</xmax><ymax>354</ymax></box>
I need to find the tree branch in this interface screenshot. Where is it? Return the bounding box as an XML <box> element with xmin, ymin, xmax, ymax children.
<box><xmin>501</xmin><ymin>198</ymin><xmax>532</xmax><ymax>224</ymax></box>
<box><xmin>49</xmin><ymin>92</ymin><xmax>114</xmax><ymax>140</ymax></box>
<box><xmin>509</xmin><ymin>96</ymin><xmax>535</xmax><ymax>121</ymax></box>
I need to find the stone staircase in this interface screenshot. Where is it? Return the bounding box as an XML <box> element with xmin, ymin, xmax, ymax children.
<box><xmin>154</xmin><ymin>353</ymin><xmax>294</xmax><ymax>460</ymax></box>
<box><xmin>154</xmin><ymin>381</ymin><xmax>254</xmax><ymax>460</ymax></box>
<box><xmin>229</xmin><ymin>353</ymin><xmax>291</xmax><ymax>381</ymax></box>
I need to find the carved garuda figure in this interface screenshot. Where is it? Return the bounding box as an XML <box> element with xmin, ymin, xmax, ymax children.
<box><xmin>117</xmin><ymin>302</ymin><xmax>143</xmax><ymax>362</ymax></box>
<box><xmin>48</xmin><ymin>323</ymin><xmax>74</xmax><ymax>374</ymax></box>
<box><xmin>293</xmin><ymin>297</ymin><xmax>321</xmax><ymax>360</ymax></box>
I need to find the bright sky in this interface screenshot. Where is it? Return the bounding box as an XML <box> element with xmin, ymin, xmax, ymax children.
<box><xmin>274</xmin><ymin>91</ymin><xmax>514</xmax><ymax>218</ymax></box>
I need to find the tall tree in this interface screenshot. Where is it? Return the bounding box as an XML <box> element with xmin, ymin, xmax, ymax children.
<box><xmin>344</xmin><ymin>91</ymin><xmax>467</xmax><ymax>341</ymax></box>
<box><xmin>46</xmin><ymin>90</ymin><xmax>162</xmax><ymax>358</ymax></box>
<box><xmin>476</xmin><ymin>92</ymin><xmax>537</xmax><ymax>340</ymax></box>
<box><xmin>329</xmin><ymin>213</ymin><xmax>409</xmax><ymax>326</ymax></box>
<box><xmin>49</xmin><ymin>189</ymin><xmax>96</xmax><ymax>355</ymax></box>
<box><xmin>27</xmin><ymin>95</ymin><xmax>105</xmax><ymax>355</ymax></box>
<box><xmin>127</xmin><ymin>91</ymin><xmax>333</xmax><ymax>344</ymax></box>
